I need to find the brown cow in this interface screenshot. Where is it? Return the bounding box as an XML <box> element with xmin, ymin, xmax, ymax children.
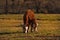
<box><xmin>23</xmin><ymin>9</ymin><xmax>38</xmax><ymax>33</ymax></box>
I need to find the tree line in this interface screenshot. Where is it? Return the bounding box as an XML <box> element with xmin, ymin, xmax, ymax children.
<box><xmin>0</xmin><ymin>0</ymin><xmax>60</xmax><ymax>14</ymax></box>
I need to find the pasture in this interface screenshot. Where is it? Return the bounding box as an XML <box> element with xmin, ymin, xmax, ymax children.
<box><xmin>0</xmin><ymin>14</ymin><xmax>60</xmax><ymax>40</ymax></box>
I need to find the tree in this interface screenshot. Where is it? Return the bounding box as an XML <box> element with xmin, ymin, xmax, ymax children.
<box><xmin>11</xmin><ymin>0</ymin><xmax>15</xmax><ymax>13</ymax></box>
<box><xmin>35</xmin><ymin>0</ymin><xmax>40</xmax><ymax>13</ymax></box>
<box><xmin>5</xmin><ymin>0</ymin><xmax>8</xmax><ymax>14</ymax></box>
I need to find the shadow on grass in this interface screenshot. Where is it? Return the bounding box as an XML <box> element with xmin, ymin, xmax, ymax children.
<box><xmin>0</xmin><ymin>32</ymin><xmax>23</xmax><ymax>35</ymax></box>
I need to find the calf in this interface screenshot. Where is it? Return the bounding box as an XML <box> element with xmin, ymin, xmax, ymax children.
<box><xmin>23</xmin><ymin>9</ymin><xmax>38</xmax><ymax>33</ymax></box>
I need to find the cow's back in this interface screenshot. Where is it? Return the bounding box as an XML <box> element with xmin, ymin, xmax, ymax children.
<box><xmin>23</xmin><ymin>9</ymin><xmax>36</xmax><ymax>26</ymax></box>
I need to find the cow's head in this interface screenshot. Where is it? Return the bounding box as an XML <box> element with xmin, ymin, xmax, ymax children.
<box><xmin>22</xmin><ymin>25</ymin><xmax>29</xmax><ymax>33</ymax></box>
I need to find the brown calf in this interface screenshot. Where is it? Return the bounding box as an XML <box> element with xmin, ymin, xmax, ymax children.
<box><xmin>23</xmin><ymin>9</ymin><xmax>38</xmax><ymax>33</ymax></box>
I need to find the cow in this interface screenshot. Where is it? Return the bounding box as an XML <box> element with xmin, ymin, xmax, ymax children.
<box><xmin>23</xmin><ymin>9</ymin><xmax>38</xmax><ymax>33</ymax></box>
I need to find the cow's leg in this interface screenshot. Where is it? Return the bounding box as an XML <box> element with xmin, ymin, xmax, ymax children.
<box><xmin>31</xmin><ymin>27</ymin><xmax>34</xmax><ymax>32</ymax></box>
<box><xmin>31</xmin><ymin>24</ymin><xmax>34</xmax><ymax>32</ymax></box>
<box><xmin>31</xmin><ymin>23</ymin><xmax>38</xmax><ymax>32</ymax></box>
<box><xmin>34</xmin><ymin>27</ymin><xmax>38</xmax><ymax>32</ymax></box>
<box><xmin>34</xmin><ymin>23</ymin><xmax>38</xmax><ymax>32</ymax></box>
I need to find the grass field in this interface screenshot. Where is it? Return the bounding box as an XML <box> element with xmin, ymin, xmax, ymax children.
<box><xmin>0</xmin><ymin>14</ymin><xmax>60</xmax><ymax>40</ymax></box>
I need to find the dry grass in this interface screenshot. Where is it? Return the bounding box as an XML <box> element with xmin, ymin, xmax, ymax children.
<box><xmin>0</xmin><ymin>14</ymin><xmax>60</xmax><ymax>40</ymax></box>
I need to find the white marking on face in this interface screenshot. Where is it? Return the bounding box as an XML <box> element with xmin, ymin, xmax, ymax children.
<box><xmin>25</xmin><ymin>26</ymin><xmax>28</xmax><ymax>33</ymax></box>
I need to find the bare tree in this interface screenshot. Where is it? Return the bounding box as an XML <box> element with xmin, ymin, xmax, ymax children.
<box><xmin>5</xmin><ymin>0</ymin><xmax>8</xmax><ymax>14</ymax></box>
<box><xmin>34</xmin><ymin>0</ymin><xmax>41</xmax><ymax>13</ymax></box>
<box><xmin>11</xmin><ymin>0</ymin><xmax>15</xmax><ymax>13</ymax></box>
